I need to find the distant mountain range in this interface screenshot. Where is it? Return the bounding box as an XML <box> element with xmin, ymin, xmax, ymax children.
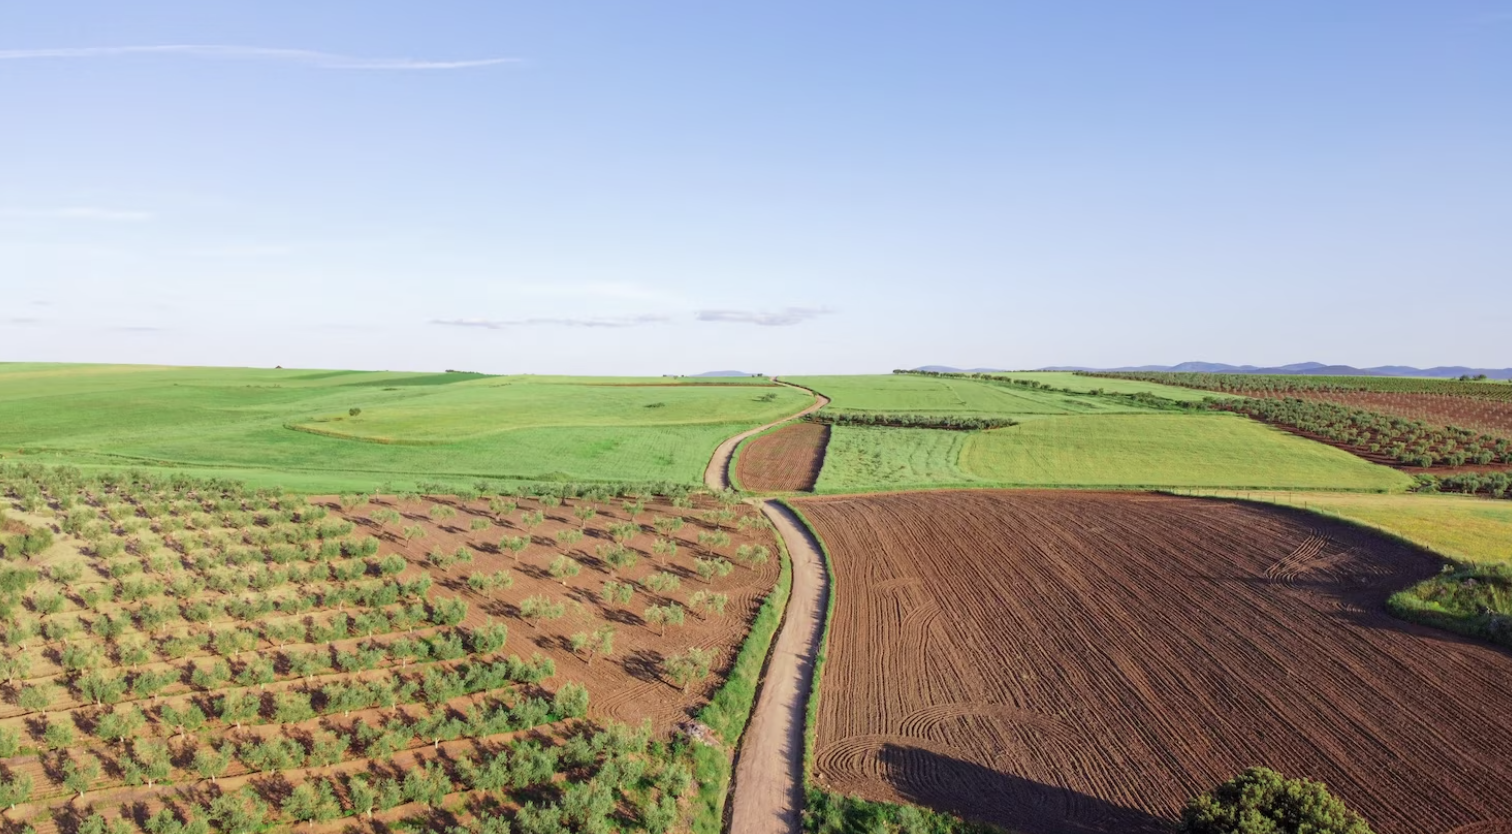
<box><xmin>916</xmin><ymin>362</ymin><xmax>1512</xmax><ymax>379</ymax></box>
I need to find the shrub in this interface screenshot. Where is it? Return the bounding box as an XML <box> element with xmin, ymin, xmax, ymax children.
<box><xmin>1179</xmin><ymin>767</ymin><xmax>1373</xmax><ymax>834</ymax></box>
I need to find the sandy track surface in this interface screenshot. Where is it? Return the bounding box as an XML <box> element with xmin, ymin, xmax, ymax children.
<box><xmin>726</xmin><ymin>500</ymin><xmax>830</xmax><ymax>834</ymax></box>
<box><xmin>795</xmin><ymin>490</ymin><xmax>1512</xmax><ymax>834</ymax></box>
<box><xmin>703</xmin><ymin>382</ymin><xmax>828</xmax><ymax>491</ymax></box>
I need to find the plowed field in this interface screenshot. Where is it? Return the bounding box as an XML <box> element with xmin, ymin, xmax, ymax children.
<box><xmin>735</xmin><ymin>422</ymin><xmax>830</xmax><ymax>492</ymax></box>
<box><xmin>1288</xmin><ymin>390</ymin><xmax>1512</xmax><ymax>443</ymax></box>
<box><xmin>795</xmin><ymin>491</ymin><xmax>1512</xmax><ymax>834</ymax></box>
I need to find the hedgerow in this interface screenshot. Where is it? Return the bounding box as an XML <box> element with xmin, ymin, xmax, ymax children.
<box><xmin>804</xmin><ymin>412</ymin><xmax>1017</xmax><ymax>431</ymax></box>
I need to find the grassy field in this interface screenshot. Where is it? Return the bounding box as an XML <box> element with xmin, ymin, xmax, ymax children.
<box><xmin>0</xmin><ymin>364</ymin><xmax>810</xmax><ymax>492</ymax></box>
<box><xmin>814</xmin><ymin>413</ymin><xmax>1412</xmax><ymax>493</ymax></box>
<box><xmin>1204</xmin><ymin>490</ymin><xmax>1512</xmax><ymax>566</ymax></box>
<box><xmin>786</xmin><ymin>374</ymin><xmax>1159</xmax><ymax>418</ymax></box>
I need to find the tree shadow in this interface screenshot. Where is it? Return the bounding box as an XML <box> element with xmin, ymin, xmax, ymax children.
<box><xmin>875</xmin><ymin>743</ymin><xmax>1171</xmax><ymax>834</ymax></box>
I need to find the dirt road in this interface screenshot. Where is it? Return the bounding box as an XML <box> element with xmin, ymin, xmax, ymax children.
<box><xmin>726</xmin><ymin>499</ymin><xmax>829</xmax><ymax>834</ymax></box>
<box><xmin>703</xmin><ymin>381</ymin><xmax>829</xmax><ymax>491</ymax></box>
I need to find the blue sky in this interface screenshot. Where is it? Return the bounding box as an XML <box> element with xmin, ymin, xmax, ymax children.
<box><xmin>2</xmin><ymin>2</ymin><xmax>1509</xmax><ymax>374</ymax></box>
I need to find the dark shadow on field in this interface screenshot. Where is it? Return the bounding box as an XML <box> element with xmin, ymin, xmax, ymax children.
<box><xmin>1177</xmin><ymin>496</ymin><xmax>1512</xmax><ymax>659</ymax></box>
<box><xmin>876</xmin><ymin>743</ymin><xmax>1171</xmax><ymax>834</ymax></box>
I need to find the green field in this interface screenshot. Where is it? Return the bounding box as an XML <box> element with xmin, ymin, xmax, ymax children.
<box><xmin>814</xmin><ymin>413</ymin><xmax>1412</xmax><ymax>493</ymax></box>
<box><xmin>0</xmin><ymin>363</ymin><xmax>810</xmax><ymax>491</ymax></box>
<box><xmin>1208</xmin><ymin>490</ymin><xmax>1512</xmax><ymax>566</ymax></box>
<box><xmin>787</xmin><ymin>374</ymin><xmax>1160</xmax><ymax>418</ymax></box>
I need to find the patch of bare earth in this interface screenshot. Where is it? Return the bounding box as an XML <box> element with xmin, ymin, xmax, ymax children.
<box><xmin>794</xmin><ymin>490</ymin><xmax>1512</xmax><ymax>834</ymax></box>
<box><xmin>735</xmin><ymin>423</ymin><xmax>829</xmax><ymax>493</ymax></box>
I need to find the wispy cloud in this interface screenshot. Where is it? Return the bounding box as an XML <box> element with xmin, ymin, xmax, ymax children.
<box><xmin>5</xmin><ymin>317</ymin><xmax>43</xmax><ymax>326</ymax></box>
<box><xmin>0</xmin><ymin>207</ymin><xmax>154</xmax><ymax>222</ymax></box>
<box><xmin>434</xmin><ymin>314</ymin><xmax>671</xmax><ymax>330</ymax></box>
<box><xmin>109</xmin><ymin>325</ymin><xmax>168</xmax><ymax>333</ymax></box>
<box><xmin>696</xmin><ymin>307</ymin><xmax>834</xmax><ymax>326</ymax></box>
<box><xmin>0</xmin><ymin>45</ymin><xmax>519</xmax><ymax>71</ymax></box>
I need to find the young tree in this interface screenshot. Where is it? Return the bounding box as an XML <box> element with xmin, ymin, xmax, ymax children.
<box><xmin>282</xmin><ymin>779</ymin><xmax>341</xmax><ymax>830</ymax></box>
<box><xmin>43</xmin><ymin>717</ymin><xmax>75</xmax><ymax>751</ymax></box>
<box><xmin>206</xmin><ymin>789</ymin><xmax>269</xmax><ymax>834</ymax></box>
<box><xmin>552</xmin><ymin>682</ymin><xmax>590</xmax><ymax>719</ymax></box>
<box><xmin>161</xmin><ymin>702</ymin><xmax>207</xmax><ymax>739</ymax></box>
<box><xmin>519</xmin><ymin>595</ymin><xmax>565</xmax><ymax>629</ymax></box>
<box><xmin>694</xmin><ymin>557</ymin><xmax>733</xmax><ymax>584</ymax></box>
<box><xmin>16</xmin><ymin>683</ymin><xmax>50</xmax><ymax>714</ymax></box>
<box><xmin>402</xmin><ymin>761</ymin><xmax>452</xmax><ymax>809</ymax></box>
<box><xmin>347</xmin><ymin>774</ymin><xmax>379</xmax><ymax>820</ymax></box>
<box><xmin>519</xmin><ymin>510</ymin><xmax>545</xmax><ymax>535</ymax></box>
<box><xmin>401</xmin><ymin>524</ymin><xmax>427</xmax><ymax>546</ymax></box>
<box><xmin>499</xmin><ymin>535</ymin><xmax>530</xmax><ymax>562</ymax></box>
<box><xmin>216</xmin><ymin>693</ymin><xmax>258</xmax><ymax>735</ymax></box>
<box><xmin>644</xmin><ymin>604</ymin><xmax>685</xmax><ymax>637</ymax></box>
<box><xmin>548</xmin><ymin>555</ymin><xmax>581</xmax><ymax>586</ymax></box>
<box><xmin>599</xmin><ymin>580</ymin><xmax>634</xmax><ymax>607</ymax></box>
<box><xmin>652</xmin><ymin>516</ymin><xmax>684</xmax><ymax>538</ymax></box>
<box><xmin>124</xmin><ymin>739</ymin><xmax>173</xmax><ymax>788</ymax></box>
<box><xmin>651</xmin><ymin>537</ymin><xmax>678</xmax><ymax>562</ymax></box>
<box><xmin>688</xmin><ymin>590</ymin><xmax>729</xmax><ymax>619</ymax></box>
<box><xmin>62</xmin><ymin>752</ymin><xmax>101</xmax><ymax>798</ymax></box>
<box><xmin>0</xmin><ymin>772</ymin><xmax>31</xmax><ymax>813</ymax></box>
<box><xmin>644</xmin><ymin>571</ymin><xmax>681</xmax><ymax>595</ymax></box>
<box><xmin>569</xmin><ymin>625</ymin><xmax>615</xmax><ymax>665</ymax></box>
<box><xmin>572</xmin><ymin>505</ymin><xmax>597</xmax><ymax>528</ymax></box>
<box><xmin>663</xmin><ymin>647</ymin><xmax>718</xmax><ymax>693</ymax></box>
<box><xmin>95</xmin><ymin>705</ymin><xmax>146</xmax><ymax>748</ymax></box>
<box><xmin>428</xmin><ymin>504</ymin><xmax>457</xmax><ymax>524</ymax></box>
<box><xmin>192</xmin><ymin>744</ymin><xmax>232</xmax><ymax>784</ymax></box>
<box><xmin>555</xmin><ymin>528</ymin><xmax>584</xmax><ymax>550</ymax></box>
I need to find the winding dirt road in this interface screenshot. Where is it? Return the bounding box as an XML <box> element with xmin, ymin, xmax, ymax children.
<box><xmin>727</xmin><ymin>499</ymin><xmax>830</xmax><ymax>834</ymax></box>
<box><xmin>700</xmin><ymin>381</ymin><xmax>830</xmax><ymax>833</ymax></box>
<box><xmin>703</xmin><ymin>380</ymin><xmax>829</xmax><ymax>491</ymax></box>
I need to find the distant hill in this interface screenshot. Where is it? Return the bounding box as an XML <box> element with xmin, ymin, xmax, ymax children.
<box><xmin>693</xmin><ymin>370</ymin><xmax>765</xmax><ymax>377</ymax></box>
<box><xmin>1035</xmin><ymin>362</ymin><xmax>1512</xmax><ymax>380</ymax></box>
<box><xmin>913</xmin><ymin>365</ymin><xmax>1009</xmax><ymax>373</ymax></box>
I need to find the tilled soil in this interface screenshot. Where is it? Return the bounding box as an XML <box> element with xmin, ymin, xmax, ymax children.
<box><xmin>794</xmin><ymin>490</ymin><xmax>1512</xmax><ymax>834</ymax></box>
<box><xmin>736</xmin><ymin>422</ymin><xmax>830</xmax><ymax>492</ymax></box>
<box><xmin>334</xmin><ymin>495</ymin><xmax>781</xmax><ymax>731</ymax></box>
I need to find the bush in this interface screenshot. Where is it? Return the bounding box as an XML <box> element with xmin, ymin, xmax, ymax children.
<box><xmin>1179</xmin><ymin>767</ymin><xmax>1373</xmax><ymax>834</ymax></box>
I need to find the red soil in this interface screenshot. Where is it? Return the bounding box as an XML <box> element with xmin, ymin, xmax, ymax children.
<box><xmin>794</xmin><ymin>490</ymin><xmax>1512</xmax><ymax>834</ymax></box>
<box><xmin>332</xmin><ymin>494</ymin><xmax>781</xmax><ymax>731</ymax></box>
<box><xmin>735</xmin><ymin>422</ymin><xmax>830</xmax><ymax>492</ymax></box>
<box><xmin>1277</xmin><ymin>391</ymin><xmax>1512</xmax><ymax>442</ymax></box>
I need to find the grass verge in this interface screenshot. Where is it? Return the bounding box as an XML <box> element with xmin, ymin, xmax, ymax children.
<box><xmin>687</xmin><ymin>506</ymin><xmax>795</xmax><ymax>832</ymax></box>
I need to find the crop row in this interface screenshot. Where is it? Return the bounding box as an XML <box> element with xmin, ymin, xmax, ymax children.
<box><xmin>1212</xmin><ymin>397</ymin><xmax>1512</xmax><ymax>468</ymax></box>
<box><xmin>1081</xmin><ymin>371</ymin><xmax>1512</xmax><ymax>400</ymax></box>
<box><xmin>804</xmin><ymin>412</ymin><xmax>1017</xmax><ymax>431</ymax></box>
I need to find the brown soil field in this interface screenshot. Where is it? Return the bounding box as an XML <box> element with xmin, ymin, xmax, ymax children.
<box><xmin>1282</xmin><ymin>390</ymin><xmax>1512</xmax><ymax>442</ymax></box>
<box><xmin>794</xmin><ymin>490</ymin><xmax>1512</xmax><ymax>834</ymax></box>
<box><xmin>333</xmin><ymin>494</ymin><xmax>781</xmax><ymax>729</ymax></box>
<box><xmin>735</xmin><ymin>422</ymin><xmax>830</xmax><ymax>492</ymax></box>
<box><xmin>0</xmin><ymin>486</ymin><xmax>779</xmax><ymax>833</ymax></box>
